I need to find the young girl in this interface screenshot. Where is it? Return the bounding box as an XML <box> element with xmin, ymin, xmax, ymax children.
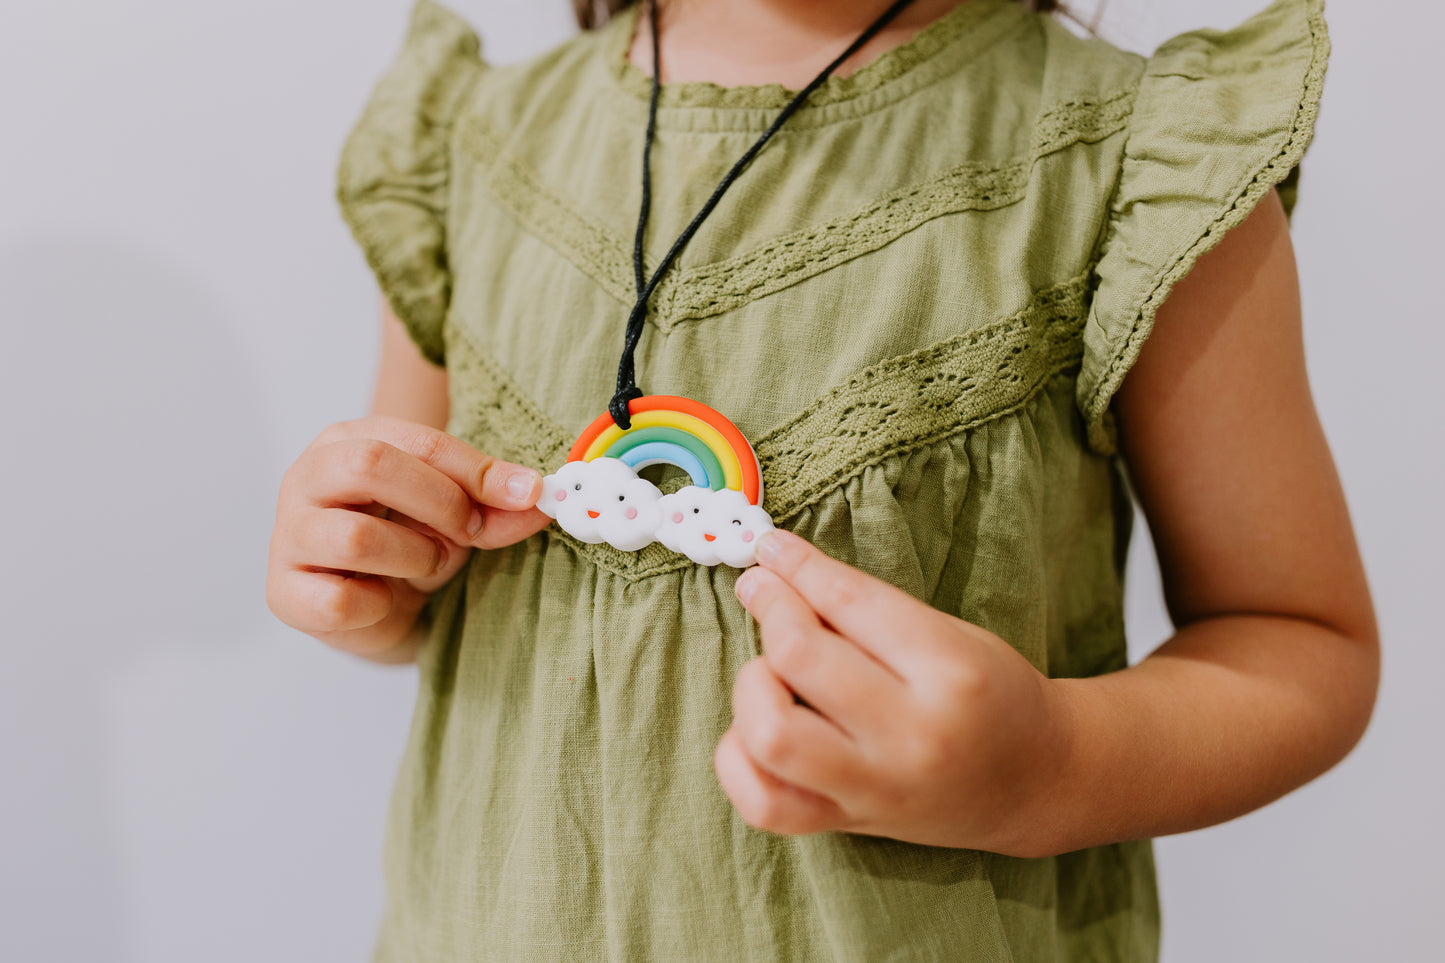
<box><xmin>266</xmin><ymin>0</ymin><xmax>1378</xmax><ymax>958</ymax></box>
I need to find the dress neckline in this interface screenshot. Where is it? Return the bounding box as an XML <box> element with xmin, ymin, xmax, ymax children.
<box><xmin>605</xmin><ymin>0</ymin><xmax>1023</xmax><ymax>120</ymax></box>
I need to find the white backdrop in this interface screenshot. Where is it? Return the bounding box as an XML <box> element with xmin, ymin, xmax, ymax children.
<box><xmin>1</xmin><ymin>1</ymin><xmax>1438</xmax><ymax>960</ymax></box>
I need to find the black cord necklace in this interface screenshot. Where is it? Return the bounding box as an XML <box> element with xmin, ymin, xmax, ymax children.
<box><xmin>538</xmin><ymin>0</ymin><xmax>919</xmax><ymax>568</ymax></box>
<box><xmin>611</xmin><ymin>0</ymin><xmax>920</xmax><ymax>429</ymax></box>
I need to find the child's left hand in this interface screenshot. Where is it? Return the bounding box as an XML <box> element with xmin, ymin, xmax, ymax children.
<box><xmin>717</xmin><ymin>528</ymin><xmax>1070</xmax><ymax>854</ymax></box>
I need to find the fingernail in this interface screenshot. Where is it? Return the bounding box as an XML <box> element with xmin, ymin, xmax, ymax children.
<box><xmin>754</xmin><ymin>529</ymin><xmax>797</xmax><ymax>566</ymax></box>
<box><xmin>506</xmin><ymin>469</ymin><xmax>540</xmax><ymax>502</ymax></box>
<box><xmin>735</xmin><ymin>569</ymin><xmax>759</xmax><ymax>606</ymax></box>
<box><xmin>466</xmin><ymin>507</ymin><xmax>484</xmax><ymax>539</ymax></box>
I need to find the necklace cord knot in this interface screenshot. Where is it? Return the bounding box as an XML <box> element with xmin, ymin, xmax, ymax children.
<box><xmin>608</xmin><ymin>384</ymin><xmax>644</xmax><ymax>429</ymax></box>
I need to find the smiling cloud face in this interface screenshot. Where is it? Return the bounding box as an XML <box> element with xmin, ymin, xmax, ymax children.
<box><xmin>655</xmin><ymin>486</ymin><xmax>775</xmax><ymax>567</ymax></box>
<box><xmin>539</xmin><ymin>458</ymin><xmax>663</xmax><ymax>551</ymax></box>
<box><xmin>541</xmin><ymin>460</ymin><xmax>775</xmax><ymax>564</ymax></box>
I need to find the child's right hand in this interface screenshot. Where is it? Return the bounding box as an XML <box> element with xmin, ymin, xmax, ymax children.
<box><xmin>266</xmin><ymin>416</ymin><xmax>547</xmax><ymax>661</ymax></box>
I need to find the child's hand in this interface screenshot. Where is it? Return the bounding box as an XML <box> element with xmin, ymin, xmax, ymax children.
<box><xmin>266</xmin><ymin>416</ymin><xmax>547</xmax><ymax>661</ymax></box>
<box><xmin>718</xmin><ymin>529</ymin><xmax>1069</xmax><ymax>854</ymax></box>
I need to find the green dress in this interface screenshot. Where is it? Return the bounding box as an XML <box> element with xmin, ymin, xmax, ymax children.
<box><xmin>336</xmin><ymin>0</ymin><xmax>1327</xmax><ymax>958</ymax></box>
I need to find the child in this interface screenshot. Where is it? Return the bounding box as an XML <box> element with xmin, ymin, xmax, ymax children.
<box><xmin>265</xmin><ymin>0</ymin><xmax>1378</xmax><ymax>958</ymax></box>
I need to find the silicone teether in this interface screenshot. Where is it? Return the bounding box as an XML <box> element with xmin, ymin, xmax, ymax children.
<box><xmin>539</xmin><ymin>395</ymin><xmax>774</xmax><ymax>567</ymax></box>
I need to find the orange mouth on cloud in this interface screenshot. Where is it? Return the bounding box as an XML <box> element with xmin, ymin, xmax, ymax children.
<box><xmin>587</xmin><ymin>510</ymin><xmax>600</xmax><ymax>518</ymax></box>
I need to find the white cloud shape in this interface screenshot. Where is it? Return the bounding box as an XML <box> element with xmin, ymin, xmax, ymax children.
<box><xmin>538</xmin><ymin>458</ymin><xmax>662</xmax><ymax>552</ymax></box>
<box><xmin>656</xmin><ymin>486</ymin><xmax>775</xmax><ymax>568</ymax></box>
<box><xmin>540</xmin><ymin>460</ymin><xmax>776</xmax><ymax>566</ymax></box>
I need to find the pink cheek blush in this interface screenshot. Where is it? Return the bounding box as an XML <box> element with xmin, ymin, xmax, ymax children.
<box><xmin>554</xmin><ymin>490</ymin><xmax>567</xmax><ymax>502</ymax></box>
<box><xmin>672</xmin><ymin>512</ymin><xmax>684</xmax><ymax>523</ymax></box>
<box><xmin>624</xmin><ymin>507</ymin><xmax>638</xmax><ymax>520</ymax></box>
<box><xmin>742</xmin><ymin>530</ymin><xmax>754</xmax><ymax>543</ymax></box>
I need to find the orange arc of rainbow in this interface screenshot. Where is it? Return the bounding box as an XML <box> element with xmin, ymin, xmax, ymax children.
<box><xmin>568</xmin><ymin>395</ymin><xmax>762</xmax><ymax>506</ymax></box>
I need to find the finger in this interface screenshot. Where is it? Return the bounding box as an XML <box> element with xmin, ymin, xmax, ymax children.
<box><xmin>382</xmin><ymin>514</ymin><xmax>469</xmax><ymax>593</ymax></box>
<box><xmin>730</xmin><ymin>657</ymin><xmax>861</xmax><ymax>800</ymax></box>
<box><xmin>269</xmin><ymin>568</ymin><xmax>393</xmax><ymax>633</ymax></box>
<box><xmin>714</xmin><ymin>728</ymin><xmax>849</xmax><ymax>836</ymax></box>
<box><xmin>384</xmin><ymin>511</ymin><xmax>549</xmax><ymax>592</ymax></box>
<box><xmin>735</xmin><ymin>566</ymin><xmax>905</xmax><ymax>730</ymax></box>
<box><xmin>387</xmin><ymin>496</ymin><xmax>551</xmax><ymax>560</ymax></box>
<box><xmin>321</xmin><ymin>416</ymin><xmax>541</xmax><ymax>511</ymax></box>
<box><xmin>752</xmin><ymin>529</ymin><xmax>950</xmax><ymax>672</ymax></box>
<box><xmin>296</xmin><ymin>437</ymin><xmax>483</xmax><ymax>546</ymax></box>
<box><xmin>290</xmin><ymin>507</ymin><xmax>445</xmax><ymax>580</ymax></box>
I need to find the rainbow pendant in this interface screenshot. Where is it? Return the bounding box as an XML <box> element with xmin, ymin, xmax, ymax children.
<box><xmin>538</xmin><ymin>396</ymin><xmax>774</xmax><ymax>567</ymax></box>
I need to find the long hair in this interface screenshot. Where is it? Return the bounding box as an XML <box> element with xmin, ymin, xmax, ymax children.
<box><xmin>572</xmin><ymin>0</ymin><xmax>1064</xmax><ymax>31</ymax></box>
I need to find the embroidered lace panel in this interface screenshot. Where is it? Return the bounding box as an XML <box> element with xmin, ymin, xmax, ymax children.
<box><xmin>458</xmin><ymin>89</ymin><xmax>1133</xmax><ymax>327</ymax></box>
<box><xmin>445</xmin><ymin>273</ymin><xmax>1089</xmax><ymax>580</ymax></box>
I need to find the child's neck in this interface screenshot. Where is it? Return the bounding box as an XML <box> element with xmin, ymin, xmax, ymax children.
<box><xmin>627</xmin><ymin>0</ymin><xmax>972</xmax><ymax>89</ymax></box>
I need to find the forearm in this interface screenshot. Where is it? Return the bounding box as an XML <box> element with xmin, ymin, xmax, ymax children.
<box><xmin>1013</xmin><ymin>613</ymin><xmax>1378</xmax><ymax>858</ymax></box>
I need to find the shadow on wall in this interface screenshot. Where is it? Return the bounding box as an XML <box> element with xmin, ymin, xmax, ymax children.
<box><xmin>0</xmin><ymin>233</ymin><xmax>282</xmax><ymax>962</ymax></box>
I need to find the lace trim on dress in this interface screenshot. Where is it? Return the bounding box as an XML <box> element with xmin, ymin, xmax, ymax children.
<box><xmin>445</xmin><ymin>332</ymin><xmax>575</xmax><ymax>474</ymax></box>
<box><xmin>445</xmin><ymin>273</ymin><xmax>1089</xmax><ymax>580</ymax></box>
<box><xmin>458</xmin><ymin>90</ymin><xmax>1133</xmax><ymax>326</ymax></box>
<box><xmin>756</xmin><ymin>274</ymin><xmax>1088</xmax><ymax>517</ymax></box>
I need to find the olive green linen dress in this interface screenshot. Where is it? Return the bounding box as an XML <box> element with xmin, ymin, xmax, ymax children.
<box><xmin>336</xmin><ymin>0</ymin><xmax>1327</xmax><ymax>958</ymax></box>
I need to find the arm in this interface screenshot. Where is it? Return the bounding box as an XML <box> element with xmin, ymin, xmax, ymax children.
<box><xmin>1038</xmin><ymin>188</ymin><xmax>1379</xmax><ymax>853</ymax></box>
<box><xmin>716</xmin><ymin>190</ymin><xmax>1379</xmax><ymax>856</ymax></box>
<box><xmin>372</xmin><ymin>299</ymin><xmax>451</xmax><ymax>428</ymax></box>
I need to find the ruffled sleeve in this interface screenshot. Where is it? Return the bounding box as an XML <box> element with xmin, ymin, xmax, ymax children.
<box><xmin>336</xmin><ymin>0</ymin><xmax>486</xmax><ymax>366</ymax></box>
<box><xmin>1077</xmin><ymin>0</ymin><xmax>1329</xmax><ymax>453</ymax></box>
